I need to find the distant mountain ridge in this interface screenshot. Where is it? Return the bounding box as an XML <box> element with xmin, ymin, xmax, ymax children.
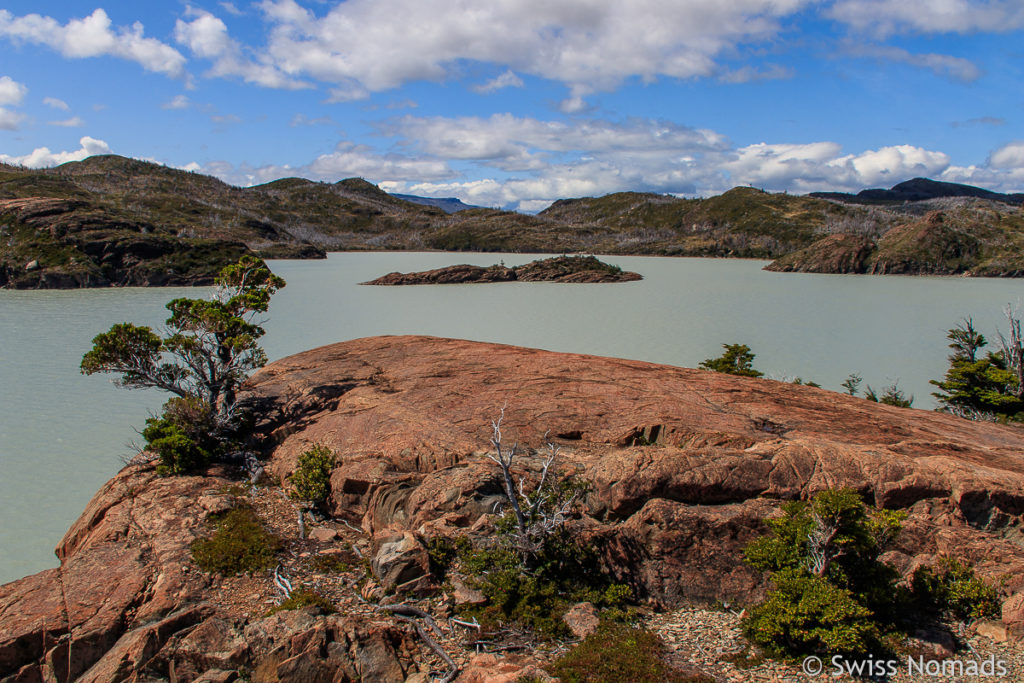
<box><xmin>811</xmin><ymin>177</ymin><xmax>1024</xmax><ymax>206</ymax></box>
<box><xmin>2</xmin><ymin>154</ymin><xmax>1024</xmax><ymax>287</ymax></box>
<box><xmin>389</xmin><ymin>193</ymin><xmax>482</xmax><ymax>213</ymax></box>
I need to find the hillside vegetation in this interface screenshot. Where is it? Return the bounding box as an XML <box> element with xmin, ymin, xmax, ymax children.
<box><xmin>2</xmin><ymin>155</ymin><xmax>1023</xmax><ymax>287</ymax></box>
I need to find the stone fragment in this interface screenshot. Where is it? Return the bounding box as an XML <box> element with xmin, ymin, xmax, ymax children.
<box><xmin>907</xmin><ymin>627</ymin><xmax>955</xmax><ymax>660</ymax></box>
<box><xmin>975</xmin><ymin>620</ymin><xmax>1008</xmax><ymax>642</ymax></box>
<box><xmin>451</xmin><ymin>577</ymin><xmax>486</xmax><ymax>607</ymax></box>
<box><xmin>308</xmin><ymin>527</ymin><xmax>339</xmax><ymax>543</ymax></box>
<box><xmin>562</xmin><ymin>602</ymin><xmax>600</xmax><ymax>639</ymax></box>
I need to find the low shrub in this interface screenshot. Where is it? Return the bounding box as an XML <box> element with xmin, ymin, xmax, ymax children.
<box><xmin>190</xmin><ymin>506</ymin><xmax>282</xmax><ymax>575</ymax></box>
<box><xmin>265</xmin><ymin>587</ymin><xmax>335</xmax><ymax>616</ymax></box>
<box><xmin>744</xmin><ymin>569</ymin><xmax>879</xmax><ymax>657</ymax></box>
<box><xmin>143</xmin><ymin>397</ymin><xmax>223</xmax><ymax>475</ymax></box>
<box><xmin>549</xmin><ymin>621</ymin><xmax>711</xmax><ymax>683</ymax></box>
<box><xmin>288</xmin><ymin>444</ymin><xmax>336</xmax><ymax>507</ymax></box>
<box><xmin>456</xmin><ymin>531</ymin><xmax>631</xmax><ymax>637</ymax></box>
<box><xmin>310</xmin><ymin>550</ymin><xmax>358</xmax><ymax>574</ymax></box>
<box><xmin>742</xmin><ymin>489</ymin><xmax>904</xmax><ymax>658</ymax></box>
<box><xmin>910</xmin><ymin>557</ymin><xmax>1000</xmax><ymax>621</ymax></box>
<box><xmin>742</xmin><ymin>488</ymin><xmax>999</xmax><ymax>660</ymax></box>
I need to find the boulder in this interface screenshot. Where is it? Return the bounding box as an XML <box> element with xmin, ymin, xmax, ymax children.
<box><xmin>562</xmin><ymin>602</ymin><xmax>600</xmax><ymax>639</ymax></box>
<box><xmin>370</xmin><ymin>532</ymin><xmax>430</xmax><ymax>592</ymax></box>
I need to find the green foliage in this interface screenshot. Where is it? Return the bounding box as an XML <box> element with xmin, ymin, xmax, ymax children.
<box><xmin>910</xmin><ymin>558</ymin><xmax>1000</xmax><ymax>621</ymax></box>
<box><xmin>742</xmin><ymin>489</ymin><xmax>906</xmax><ymax>658</ymax></box>
<box><xmin>142</xmin><ymin>397</ymin><xmax>223</xmax><ymax>475</ymax></box>
<box><xmin>840</xmin><ymin>373</ymin><xmax>862</xmax><ymax>396</ymax></box>
<box><xmin>790</xmin><ymin>377</ymin><xmax>821</xmax><ymax>388</ymax></box>
<box><xmin>288</xmin><ymin>444</ymin><xmax>336</xmax><ymax>507</ymax></box>
<box><xmin>865</xmin><ymin>381</ymin><xmax>913</xmax><ymax>407</ymax></box>
<box><xmin>699</xmin><ymin>343</ymin><xmax>764</xmax><ymax>377</ymax></box>
<box><xmin>549</xmin><ymin>621</ymin><xmax>709</xmax><ymax>683</ymax></box>
<box><xmin>190</xmin><ymin>506</ymin><xmax>282</xmax><ymax>575</ymax></box>
<box><xmin>745</xmin><ymin>569</ymin><xmax>878</xmax><ymax>658</ymax></box>
<box><xmin>82</xmin><ymin>255</ymin><xmax>285</xmax><ymax>417</ymax></box>
<box><xmin>932</xmin><ymin>319</ymin><xmax>1024</xmax><ymax>418</ymax></box>
<box><xmin>456</xmin><ymin>530</ymin><xmax>631</xmax><ymax>637</ymax></box>
<box><xmin>265</xmin><ymin>588</ymin><xmax>336</xmax><ymax>616</ymax></box>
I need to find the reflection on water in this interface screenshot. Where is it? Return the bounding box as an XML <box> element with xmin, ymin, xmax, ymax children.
<box><xmin>1</xmin><ymin>252</ymin><xmax>1019</xmax><ymax>583</ymax></box>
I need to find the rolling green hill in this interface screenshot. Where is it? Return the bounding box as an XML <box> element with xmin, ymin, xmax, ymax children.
<box><xmin>2</xmin><ymin>154</ymin><xmax>1023</xmax><ymax>287</ymax></box>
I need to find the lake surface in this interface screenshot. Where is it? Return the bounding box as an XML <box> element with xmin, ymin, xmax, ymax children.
<box><xmin>1</xmin><ymin>252</ymin><xmax>1021</xmax><ymax>584</ymax></box>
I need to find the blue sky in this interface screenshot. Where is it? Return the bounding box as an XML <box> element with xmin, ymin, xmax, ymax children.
<box><xmin>0</xmin><ymin>1</ymin><xmax>1022</xmax><ymax>211</ymax></box>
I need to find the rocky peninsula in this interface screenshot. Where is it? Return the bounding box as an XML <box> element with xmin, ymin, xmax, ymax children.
<box><xmin>361</xmin><ymin>255</ymin><xmax>642</xmax><ymax>285</ymax></box>
<box><xmin>3</xmin><ymin>336</ymin><xmax>1024</xmax><ymax>681</ymax></box>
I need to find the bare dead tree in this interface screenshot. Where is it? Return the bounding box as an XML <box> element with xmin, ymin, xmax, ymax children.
<box><xmin>805</xmin><ymin>511</ymin><xmax>841</xmax><ymax>577</ymax></box>
<box><xmin>997</xmin><ymin>304</ymin><xmax>1024</xmax><ymax>398</ymax></box>
<box><xmin>487</xmin><ymin>407</ymin><xmax>585</xmax><ymax>560</ymax></box>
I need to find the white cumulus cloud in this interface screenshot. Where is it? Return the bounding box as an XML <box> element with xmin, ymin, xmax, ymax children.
<box><xmin>256</xmin><ymin>0</ymin><xmax>815</xmax><ymax>95</ymax></box>
<box><xmin>845</xmin><ymin>44</ymin><xmax>981</xmax><ymax>82</ymax></box>
<box><xmin>471</xmin><ymin>70</ymin><xmax>524</xmax><ymax>94</ymax></box>
<box><xmin>0</xmin><ymin>9</ymin><xmax>186</xmax><ymax>77</ymax></box>
<box><xmin>162</xmin><ymin>94</ymin><xmax>191</xmax><ymax>110</ymax></box>
<box><xmin>989</xmin><ymin>142</ymin><xmax>1024</xmax><ymax>169</ymax></box>
<box><xmin>0</xmin><ymin>136</ymin><xmax>111</xmax><ymax>168</ymax></box>
<box><xmin>0</xmin><ymin>75</ymin><xmax>27</xmax><ymax>105</ymax></box>
<box><xmin>0</xmin><ymin>107</ymin><xmax>25</xmax><ymax>130</ymax></box>
<box><xmin>174</xmin><ymin>9</ymin><xmax>310</xmax><ymax>89</ymax></box>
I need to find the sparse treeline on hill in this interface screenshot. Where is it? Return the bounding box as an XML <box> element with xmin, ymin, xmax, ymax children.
<box><xmin>2</xmin><ymin>155</ymin><xmax>1024</xmax><ymax>288</ymax></box>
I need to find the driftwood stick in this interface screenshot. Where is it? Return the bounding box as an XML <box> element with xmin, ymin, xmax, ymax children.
<box><xmin>393</xmin><ymin>615</ymin><xmax>459</xmax><ymax>683</ymax></box>
<box><xmin>376</xmin><ymin>604</ymin><xmax>442</xmax><ymax>637</ymax></box>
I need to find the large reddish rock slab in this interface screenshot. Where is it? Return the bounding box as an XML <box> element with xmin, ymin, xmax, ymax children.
<box><xmin>0</xmin><ymin>466</ymin><xmax>225</xmax><ymax>681</ymax></box>
<box><xmin>246</xmin><ymin>335</ymin><xmax>1024</xmax><ymax>604</ymax></box>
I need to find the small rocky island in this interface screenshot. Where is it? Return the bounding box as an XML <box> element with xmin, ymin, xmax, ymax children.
<box><xmin>361</xmin><ymin>254</ymin><xmax>642</xmax><ymax>285</ymax></box>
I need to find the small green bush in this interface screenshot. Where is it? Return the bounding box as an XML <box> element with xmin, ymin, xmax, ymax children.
<box><xmin>190</xmin><ymin>506</ymin><xmax>282</xmax><ymax>575</ymax></box>
<box><xmin>143</xmin><ymin>397</ymin><xmax>223</xmax><ymax>475</ymax></box>
<box><xmin>550</xmin><ymin>621</ymin><xmax>709</xmax><ymax>683</ymax></box>
<box><xmin>865</xmin><ymin>381</ymin><xmax>913</xmax><ymax>407</ymax></box>
<box><xmin>742</xmin><ymin>489</ymin><xmax>905</xmax><ymax>658</ymax></box>
<box><xmin>289</xmin><ymin>444</ymin><xmax>336</xmax><ymax>507</ymax></box>
<box><xmin>744</xmin><ymin>569</ymin><xmax>879</xmax><ymax>658</ymax></box>
<box><xmin>456</xmin><ymin>532</ymin><xmax>631</xmax><ymax>637</ymax></box>
<box><xmin>265</xmin><ymin>587</ymin><xmax>335</xmax><ymax>616</ymax></box>
<box><xmin>910</xmin><ymin>557</ymin><xmax>1000</xmax><ymax>621</ymax></box>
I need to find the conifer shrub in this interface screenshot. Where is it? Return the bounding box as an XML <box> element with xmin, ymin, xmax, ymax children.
<box><xmin>143</xmin><ymin>397</ymin><xmax>224</xmax><ymax>475</ymax></box>
<box><xmin>699</xmin><ymin>343</ymin><xmax>763</xmax><ymax>377</ymax></box>
<box><xmin>742</xmin><ymin>489</ymin><xmax>1000</xmax><ymax>659</ymax></box>
<box><xmin>288</xmin><ymin>444</ymin><xmax>336</xmax><ymax>508</ymax></box>
<box><xmin>190</xmin><ymin>506</ymin><xmax>282</xmax><ymax>575</ymax></box>
<box><xmin>742</xmin><ymin>489</ymin><xmax>905</xmax><ymax>658</ymax></box>
<box><xmin>910</xmin><ymin>557</ymin><xmax>1000</xmax><ymax>621</ymax></box>
<box><xmin>455</xmin><ymin>530</ymin><xmax>631</xmax><ymax>637</ymax></box>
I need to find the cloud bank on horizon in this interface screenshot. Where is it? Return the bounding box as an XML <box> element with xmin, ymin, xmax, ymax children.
<box><xmin>0</xmin><ymin>0</ymin><xmax>1022</xmax><ymax>211</ymax></box>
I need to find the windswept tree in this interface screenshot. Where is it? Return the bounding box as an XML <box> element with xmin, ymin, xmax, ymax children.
<box><xmin>81</xmin><ymin>256</ymin><xmax>285</xmax><ymax>472</ymax></box>
<box><xmin>699</xmin><ymin>343</ymin><xmax>764</xmax><ymax>377</ymax></box>
<box><xmin>932</xmin><ymin>315</ymin><xmax>1024</xmax><ymax>420</ymax></box>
